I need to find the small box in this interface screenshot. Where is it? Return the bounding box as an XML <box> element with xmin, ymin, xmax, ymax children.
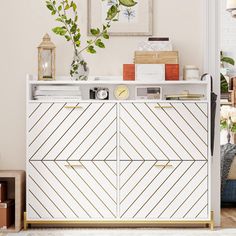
<box><xmin>135</xmin><ymin>64</ymin><xmax>165</xmax><ymax>82</ymax></box>
<box><xmin>0</xmin><ymin>182</ymin><xmax>7</xmax><ymax>203</ymax></box>
<box><xmin>123</xmin><ymin>64</ymin><xmax>135</xmax><ymax>81</ymax></box>
<box><xmin>135</xmin><ymin>86</ymin><xmax>162</xmax><ymax>100</ymax></box>
<box><xmin>134</xmin><ymin>51</ymin><xmax>179</xmax><ymax>64</ymax></box>
<box><xmin>0</xmin><ymin>200</ymin><xmax>15</xmax><ymax>229</ymax></box>
<box><xmin>165</xmin><ymin>64</ymin><xmax>179</xmax><ymax>80</ymax></box>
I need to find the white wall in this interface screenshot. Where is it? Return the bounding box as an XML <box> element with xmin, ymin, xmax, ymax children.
<box><xmin>0</xmin><ymin>0</ymin><xmax>222</xmax><ymax>227</ymax></box>
<box><xmin>0</xmin><ymin>0</ymin><xmax>205</xmax><ymax>170</ymax></box>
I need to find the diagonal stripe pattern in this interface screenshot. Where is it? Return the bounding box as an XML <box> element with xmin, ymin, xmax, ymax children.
<box><xmin>28</xmin><ymin>102</ymin><xmax>117</xmax><ymax>161</ymax></box>
<box><xmin>28</xmin><ymin>160</ymin><xmax>117</xmax><ymax>219</ymax></box>
<box><xmin>120</xmin><ymin>103</ymin><xmax>208</xmax><ymax>161</ymax></box>
<box><xmin>119</xmin><ymin>161</ymin><xmax>208</xmax><ymax>220</ymax></box>
<box><xmin>27</xmin><ymin>101</ymin><xmax>209</xmax><ymax>222</ymax></box>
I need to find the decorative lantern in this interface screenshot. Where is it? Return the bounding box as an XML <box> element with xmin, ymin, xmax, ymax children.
<box><xmin>38</xmin><ymin>33</ymin><xmax>56</xmax><ymax>80</ymax></box>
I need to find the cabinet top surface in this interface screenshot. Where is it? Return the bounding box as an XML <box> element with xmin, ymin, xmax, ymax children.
<box><xmin>28</xmin><ymin>80</ymin><xmax>208</xmax><ymax>85</ymax></box>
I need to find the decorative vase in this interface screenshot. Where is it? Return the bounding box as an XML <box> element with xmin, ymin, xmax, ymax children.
<box><xmin>70</xmin><ymin>52</ymin><xmax>89</xmax><ymax>81</ymax></box>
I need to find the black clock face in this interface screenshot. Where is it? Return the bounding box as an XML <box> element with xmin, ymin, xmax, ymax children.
<box><xmin>96</xmin><ymin>89</ymin><xmax>108</xmax><ymax>100</ymax></box>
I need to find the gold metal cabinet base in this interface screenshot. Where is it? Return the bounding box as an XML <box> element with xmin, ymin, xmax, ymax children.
<box><xmin>24</xmin><ymin>211</ymin><xmax>214</xmax><ymax>230</ymax></box>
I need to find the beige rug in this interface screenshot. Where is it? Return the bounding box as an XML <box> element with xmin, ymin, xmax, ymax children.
<box><xmin>5</xmin><ymin>228</ymin><xmax>236</xmax><ymax>236</ymax></box>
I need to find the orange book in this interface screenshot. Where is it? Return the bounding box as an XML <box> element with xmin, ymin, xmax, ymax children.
<box><xmin>123</xmin><ymin>64</ymin><xmax>135</xmax><ymax>81</ymax></box>
<box><xmin>165</xmin><ymin>64</ymin><xmax>179</xmax><ymax>80</ymax></box>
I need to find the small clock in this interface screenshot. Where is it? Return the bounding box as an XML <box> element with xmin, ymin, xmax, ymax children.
<box><xmin>114</xmin><ymin>85</ymin><xmax>130</xmax><ymax>100</ymax></box>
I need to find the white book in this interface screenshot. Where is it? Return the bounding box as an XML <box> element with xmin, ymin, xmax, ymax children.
<box><xmin>135</xmin><ymin>64</ymin><xmax>165</xmax><ymax>82</ymax></box>
<box><xmin>34</xmin><ymin>90</ymin><xmax>81</xmax><ymax>96</ymax></box>
<box><xmin>34</xmin><ymin>95</ymin><xmax>82</xmax><ymax>100</ymax></box>
<box><xmin>36</xmin><ymin>85</ymin><xmax>81</xmax><ymax>91</ymax></box>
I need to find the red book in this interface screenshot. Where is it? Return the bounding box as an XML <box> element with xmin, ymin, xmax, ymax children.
<box><xmin>123</xmin><ymin>64</ymin><xmax>135</xmax><ymax>81</ymax></box>
<box><xmin>165</xmin><ymin>64</ymin><xmax>179</xmax><ymax>80</ymax></box>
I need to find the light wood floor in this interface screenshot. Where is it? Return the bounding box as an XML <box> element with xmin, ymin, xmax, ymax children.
<box><xmin>221</xmin><ymin>208</ymin><xmax>236</xmax><ymax>228</ymax></box>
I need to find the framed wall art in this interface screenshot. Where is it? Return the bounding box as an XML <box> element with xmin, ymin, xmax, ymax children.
<box><xmin>88</xmin><ymin>0</ymin><xmax>153</xmax><ymax>36</ymax></box>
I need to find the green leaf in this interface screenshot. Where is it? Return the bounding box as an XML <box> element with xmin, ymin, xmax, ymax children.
<box><xmin>221</xmin><ymin>73</ymin><xmax>229</xmax><ymax>93</ymax></box>
<box><xmin>61</xmin><ymin>15</ymin><xmax>66</xmax><ymax>20</ymax></box>
<box><xmin>70</xmin><ymin>24</ymin><xmax>77</xmax><ymax>33</ymax></box>
<box><xmin>221</xmin><ymin>57</ymin><xmax>235</xmax><ymax>66</ymax></box>
<box><xmin>58</xmin><ymin>5</ymin><xmax>62</xmax><ymax>11</ymax></box>
<box><xmin>232</xmin><ymin>124</ymin><xmax>236</xmax><ymax>133</ymax></box>
<box><xmin>87</xmin><ymin>45</ymin><xmax>96</xmax><ymax>54</ymax></box>
<box><xmin>106</xmin><ymin>5</ymin><xmax>118</xmax><ymax>20</ymax></box>
<box><xmin>87</xmin><ymin>40</ymin><xmax>93</xmax><ymax>44</ymax></box>
<box><xmin>65</xmin><ymin>4</ymin><xmax>70</xmax><ymax>10</ymax></box>
<box><xmin>65</xmin><ymin>35</ymin><xmax>71</xmax><ymax>41</ymax></box>
<box><xmin>72</xmin><ymin>2</ymin><xmax>77</xmax><ymax>11</ymax></box>
<box><xmin>56</xmin><ymin>17</ymin><xmax>63</xmax><ymax>22</ymax></box>
<box><xmin>46</xmin><ymin>4</ymin><xmax>54</xmax><ymax>11</ymax></box>
<box><xmin>74</xmin><ymin>33</ymin><xmax>81</xmax><ymax>41</ymax></box>
<box><xmin>119</xmin><ymin>0</ymin><xmax>137</xmax><ymax>7</ymax></box>
<box><xmin>220</xmin><ymin>120</ymin><xmax>227</xmax><ymax>130</ymax></box>
<box><xmin>103</xmin><ymin>31</ymin><xmax>109</xmax><ymax>39</ymax></box>
<box><xmin>52</xmin><ymin>26</ymin><xmax>67</xmax><ymax>36</ymax></box>
<box><xmin>95</xmin><ymin>39</ymin><xmax>105</xmax><ymax>48</ymax></box>
<box><xmin>66</xmin><ymin>18</ymin><xmax>72</xmax><ymax>24</ymax></box>
<box><xmin>75</xmin><ymin>15</ymin><xmax>78</xmax><ymax>22</ymax></box>
<box><xmin>90</xmin><ymin>28</ymin><xmax>100</xmax><ymax>36</ymax></box>
<box><xmin>75</xmin><ymin>41</ymin><xmax>81</xmax><ymax>47</ymax></box>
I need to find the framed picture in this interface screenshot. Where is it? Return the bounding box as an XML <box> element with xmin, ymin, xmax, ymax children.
<box><xmin>88</xmin><ymin>0</ymin><xmax>153</xmax><ymax>36</ymax></box>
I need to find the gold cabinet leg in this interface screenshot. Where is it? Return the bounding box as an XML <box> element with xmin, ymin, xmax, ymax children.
<box><xmin>210</xmin><ymin>211</ymin><xmax>214</xmax><ymax>230</ymax></box>
<box><xmin>24</xmin><ymin>212</ymin><xmax>28</xmax><ymax>230</ymax></box>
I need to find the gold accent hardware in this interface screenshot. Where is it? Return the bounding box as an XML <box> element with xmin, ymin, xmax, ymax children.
<box><xmin>155</xmin><ymin>164</ymin><xmax>173</xmax><ymax>167</ymax></box>
<box><xmin>210</xmin><ymin>211</ymin><xmax>214</xmax><ymax>230</ymax></box>
<box><xmin>154</xmin><ymin>105</ymin><xmax>173</xmax><ymax>109</ymax></box>
<box><xmin>23</xmin><ymin>210</ymin><xmax>215</xmax><ymax>230</ymax></box>
<box><xmin>24</xmin><ymin>212</ymin><xmax>28</xmax><ymax>230</ymax></box>
<box><xmin>65</xmin><ymin>164</ymin><xmax>83</xmax><ymax>168</ymax></box>
<box><xmin>64</xmin><ymin>106</ymin><xmax>83</xmax><ymax>109</ymax></box>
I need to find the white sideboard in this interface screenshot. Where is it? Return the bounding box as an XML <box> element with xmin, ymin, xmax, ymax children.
<box><xmin>25</xmin><ymin>78</ymin><xmax>213</xmax><ymax>229</ymax></box>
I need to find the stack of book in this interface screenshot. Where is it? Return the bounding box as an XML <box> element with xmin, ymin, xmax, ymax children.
<box><xmin>33</xmin><ymin>85</ymin><xmax>82</xmax><ymax>100</ymax></box>
<box><xmin>165</xmin><ymin>92</ymin><xmax>204</xmax><ymax>100</ymax></box>
<box><xmin>123</xmin><ymin>38</ymin><xmax>179</xmax><ymax>81</ymax></box>
<box><xmin>0</xmin><ymin>182</ymin><xmax>14</xmax><ymax>229</ymax></box>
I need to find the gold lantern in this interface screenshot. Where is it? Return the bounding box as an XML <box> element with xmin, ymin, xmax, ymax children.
<box><xmin>38</xmin><ymin>33</ymin><xmax>56</xmax><ymax>81</ymax></box>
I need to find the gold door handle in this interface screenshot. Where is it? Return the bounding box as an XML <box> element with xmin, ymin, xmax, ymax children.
<box><xmin>65</xmin><ymin>163</ymin><xmax>83</xmax><ymax>168</ymax></box>
<box><xmin>154</xmin><ymin>105</ymin><xmax>173</xmax><ymax>109</ymax></box>
<box><xmin>64</xmin><ymin>106</ymin><xmax>83</xmax><ymax>109</ymax></box>
<box><xmin>155</xmin><ymin>164</ymin><xmax>173</xmax><ymax>167</ymax></box>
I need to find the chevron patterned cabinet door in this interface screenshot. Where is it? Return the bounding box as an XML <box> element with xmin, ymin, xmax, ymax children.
<box><xmin>28</xmin><ymin>102</ymin><xmax>117</xmax><ymax>161</ymax></box>
<box><xmin>120</xmin><ymin>102</ymin><xmax>208</xmax><ymax>161</ymax></box>
<box><xmin>27</xmin><ymin>160</ymin><xmax>117</xmax><ymax>220</ymax></box>
<box><xmin>119</xmin><ymin>160</ymin><xmax>208</xmax><ymax>220</ymax></box>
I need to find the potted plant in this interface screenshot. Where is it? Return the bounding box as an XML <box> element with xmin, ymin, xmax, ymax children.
<box><xmin>45</xmin><ymin>0</ymin><xmax>137</xmax><ymax>80</ymax></box>
<box><xmin>221</xmin><ymin>51</ymin><xmax>235</xmax><ymax>93</ymax></box>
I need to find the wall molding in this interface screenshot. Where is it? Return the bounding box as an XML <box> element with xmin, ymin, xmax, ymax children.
<box><xmin>204</xmin><ymin>0</ymin><xmax>221</xmax><ymax>227</ymax></box>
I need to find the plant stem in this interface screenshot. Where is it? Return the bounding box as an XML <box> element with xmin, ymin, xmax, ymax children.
<box><xmin>61</xmin><ymin>1</ymin><xmax>78</xmax><ymax>54</ymax></box>
<box><xmin>50</xmin><ymin>0</ymin><xmax>78</xmax><ymax>54</ymax></box>
<box><xmin>77</xmin><ymin>20</ymin><xmax>112</xmax><ymax>55</ymax></box>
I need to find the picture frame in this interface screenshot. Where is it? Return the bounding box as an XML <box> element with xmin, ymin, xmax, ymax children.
<box><xmin>87</xmin><ymin>0</ymin><xmax>153</xmax><ymax>36</ymax></box>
